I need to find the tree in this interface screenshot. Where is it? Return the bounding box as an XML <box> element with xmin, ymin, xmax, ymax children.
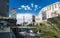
<box><xmin>34</xmin><ymin>22</ymin><xmax>60</xmax><ymax>38</ymax></box>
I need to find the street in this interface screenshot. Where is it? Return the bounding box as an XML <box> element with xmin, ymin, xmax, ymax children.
<box><xmin>12</xmin><ymin>28</ymin><xmax>40</xmax><ymax>38</ymax></box>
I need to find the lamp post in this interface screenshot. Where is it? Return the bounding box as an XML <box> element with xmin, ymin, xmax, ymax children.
<box><xmin>22</xmin><ymin>15</ymin><xmax>25</xmax><ymax>26</ymax></box>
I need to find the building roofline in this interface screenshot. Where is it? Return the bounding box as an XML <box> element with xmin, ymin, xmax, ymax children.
<box><xmin>38</xmin><ymin>2</ymin><xmax>60</xmax><ymax>15</ymax></box>
<box><xmin>41</xmin><ymin>2</ymin><xmax>60</xmax><ymax>10</ymax></box>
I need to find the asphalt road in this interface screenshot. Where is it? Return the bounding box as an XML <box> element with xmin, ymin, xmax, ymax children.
<box><xmin>12</xmin><ymin>28</ymin><xmax>40</xmax><ymax>38</ymax></box>
<box><xmin>16</xmin><ymin>33</ymin><xmax>40</xmax><ymax>38</ymax></box>
<box><xmin>24</xmin><ymin>35</ymin><xmax>40</xmax><ymax>38</ymax></box>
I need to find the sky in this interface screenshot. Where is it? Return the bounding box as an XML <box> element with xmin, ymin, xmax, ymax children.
<box><xmin>9</xmin><ymin>0</ymin><xmax>60</xmax><ymax>24</ymax></box>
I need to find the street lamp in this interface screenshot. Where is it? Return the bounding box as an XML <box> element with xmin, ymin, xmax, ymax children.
<box><xmin>22</xmin><ymin>15</ymin><xmax>25</xmax><ymax>26</ymax></box>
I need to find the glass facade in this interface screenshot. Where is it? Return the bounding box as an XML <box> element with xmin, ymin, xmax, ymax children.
<box><xmin>42</xmin><ymin>11</ymin><xmax>46</xmax><ymax>20</ymax></box>
<box><xmin>0</xmin><ymin>0</ymin><xmax>9</xmax><ymax>17</ymax></box>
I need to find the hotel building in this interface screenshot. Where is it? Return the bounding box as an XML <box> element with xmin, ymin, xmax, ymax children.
<box><xmin>38</xmin><ymin>2</ymin><xmax>60</xmax><ymax>22</ymax></box>
<box><xmin>27</xmin><ymin>2</ymin><xmax>60</xmax><ymax>25</ymax></box>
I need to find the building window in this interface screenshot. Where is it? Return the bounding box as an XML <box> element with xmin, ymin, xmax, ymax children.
<box><xmin>50</xmin><ymin>6</ymin><xmax>52</xmax><ymax>10</ymax></box>
<box><xmin>47</xmin><ymin>7</ymin><xmax>49</xmax><ymax>10</ymax></box>
<box><xmin>45</xmin><ymin>8</ymin><xmax>47</xmax><ymax>10</ymax></box>
<box><xmin>49</xmin><ymin>6</ymin><xmax>51</xmax><ymax>10</ymax></box>
<box><xmin>42</xmin><ymin>11</ymin><xmax>46</xmax><ymax>20</ymax></box>
<box><xmin>52</xmin><ymin>5</ymin><xmax>54</xmax><ymax>10</ymax></box>
<box><xmin>58</xmin><ymin>3</ymin><xmax>60</xmax><ymax>8</ymax></box>
<box><xmin>48</xmin><ymin>6</ymin><xmax>51</xmax><ymax>10</ymax></box>
<box><xmin>55</xmin><ymin>4</ymin><xmax>57</xmax><ymax>8</ymax></box>
<box><xmin>51</xmin><ymin>11</ymin><xmax>57</xmax><ymax>16</ymax></box>
<box><xmin>54</xmin><ymin>4</ymin><xmax>55</xmax><ymax>9</ymax></box>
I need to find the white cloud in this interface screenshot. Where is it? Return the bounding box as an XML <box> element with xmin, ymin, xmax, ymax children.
<box><xmin>17</xmin><ymin>13</ymin><xmax>33</xmax><ymax>24</ymax></box>
<box><xmin>34</xmin><ymin>5</ymin><xmax>41</xmax><ymax>11</ymax></box>
<box><xmin>31</xmin><ymin>3</ymin><xmax>34</xmax><ymax>7</ymax></box>
<box><xmin>24</xmin><ymin>7</ymin><xmax>27</xmax><ymax>10</ymax></box>
<box><xmin>27</xmin><ymin>6</ymin><xmax>32</xmax><ymax>10</ymax></box>
<box><xmin>31</xmin><ymin>3</ymin><xmax>41</xmax><ymax>11</ymax></box>
<box><xmin>18</xmin><ymin>8</ymin><xmax>21</xmax><ymax>10</ymax></box>
<box><xmin>21</xmin><ymin>5</ymin><xmax>25</xmax><ymax>8</ymax></box>
<box><xmin>20</xmin><ymin>5</ymin><xmax>32</xmax><ymax>10</ymax></box>
<box><xmin>34</xmin><ymin>5</ymin><xmax>38</xmax><ymax>11</ymax></box>
<box><xmin>19</xmin><ymin>4</ymin><xmax>41</xmax><ymax>11</ymax></box>
<box><xmin>35</xmin><ymin>5</ymin><xmax>38</xmax><ymax>8</ymax></box>
<box><xmin>26</xmin><ymin>5</ymin><xmax>32</xmax><ymax>10</ymax></box>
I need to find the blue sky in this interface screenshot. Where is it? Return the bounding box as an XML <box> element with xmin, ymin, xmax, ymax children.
<box><xmin>9</xmin><ymin>0</ymin><xmax>60</xmax><ymax>15</ymax></box>
<box><xmin>9</xmin><ymin>0</ymin><xmax>60</xmax><ymax>24</ymax></box>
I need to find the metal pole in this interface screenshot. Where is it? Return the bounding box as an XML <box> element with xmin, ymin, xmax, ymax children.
<box><xmin>22</xmin><ymin>15</ymin><xmax>25</xmax><ymax>26</ymax></box>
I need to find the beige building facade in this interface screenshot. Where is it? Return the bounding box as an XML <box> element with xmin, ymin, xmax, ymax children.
<box><xmin>38</xmin><ymin>2</ymin><xmax>60</xmax><ymax>21</ymax></box>
<box><xmin>27</xmin><ymin>2</ymin><xmax>60</xmax><ymax>25</ymax></box>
